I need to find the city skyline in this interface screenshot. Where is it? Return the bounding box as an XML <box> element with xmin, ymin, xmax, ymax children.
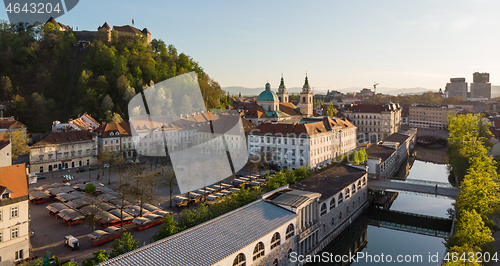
<box><xmin>2</xmin><ymin>0</ymin><xmax>500</xmax><ymax>91</ymax></box>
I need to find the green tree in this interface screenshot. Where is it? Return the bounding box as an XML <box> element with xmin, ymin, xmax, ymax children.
<box><xmin>9</xmin><ymin>130</ymin><xmax>29</xmax><ymax>160</ymax></box>
<box><xmin>327</xmin><ymin>102</ymin><xmax>335</xmax><ymax>117</ymax></box>
<box><xmin>111</xmin><ymin>112</ymin><xmax>124</xmax><ymax>123</ymax></box>
<box><xmin>110</xmin><ymin>232</ymin><xmax>138</xmax><ymax>258</ymax></box>
<box><xmin>446</xmin><ymin>209</ymin><xmax>494</xmax><ymax>251</ymax></box>
<box><xmin>85</xmin><ymin>183</ymin><xmax>96</xmax><ymax>195</ymax></box>
<box><xmin>151</xmin><ymin>214</ymin><xmax>179</xmax><ymax>241</ymax></box>
<box><xmin>82</xmin><ymin>250</ymin><xmax>109</xmax><ymax>266</ymax></box>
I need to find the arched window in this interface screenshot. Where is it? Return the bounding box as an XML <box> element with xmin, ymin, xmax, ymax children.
<box><xmin>329</xmin><ymin>197</ymin><xmax>336</xmax><ymax>210</ymax></box>
<box><xmin>339</xmin><ymin>212</ymin><xmax>342</xmax><ymax>219</ymax></box>
<box><xmin>320</xmin><ymin>203</ymin><xmax>327</xmax><ymax>216</ymax></box>
<box><xmin>345</xmin><ymin>188</ymin><xmax>350</xmax><ymax>199</ymax></box>
<box><xmin>287</xmin><ymin>249</ymin><xmax>293</xmax><ymax>259</ymax></box>
<box><xmin>273</xmin><ymin>259</ymin><xmax>278</xmax><ymax>266</ymax></box>
<box><xmin>302</xmin><ymin>97</ymin><xmax>306</xmax><ymax>103</ymax></box>
<box><xmin>233</xmin><ymin>253</ymin><xmax>246</xmax><ymax>266</ymax></box>
<box><xmin>331</xmin><ymin>217</ymin><xmax>335</xmax><ymax>225</ymax></box>
<box><xmin>357</xmin><ymin>180</ymin><xmax>362</xmax><ymax>190</ymax></box>
<box><xmin>338</xmin><ymin>193</ymin><xmax>343</xmax><ymax>204</ymax></box>
<box><xmin>363</xmin><ymin>177</ymin><xmax>366</xmax><ymax>185</ymax></box>
<box><xmin>271</xmin><ymin>232</ymin><xmax>281</xmax><ymax>250</ymax></box>
<box><xmin>253</xmin><ymin>242</ymin><xmax>264</xmax><ymax>261</ymax></box>
<box><xmin>286</xmin><ymin>224</ymin><xmax>294</xmax><ymax>240</ymax></box>
<box><xmin>352</xmin><ymin>184</ymin><xmax>356</xmax><ymax>194</ymax></box>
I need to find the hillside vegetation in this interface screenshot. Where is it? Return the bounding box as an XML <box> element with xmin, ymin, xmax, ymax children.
<box><xmin>0</xmin><ymin>21</ymin><xmax>229</xmax><ymax>132</ymax></box>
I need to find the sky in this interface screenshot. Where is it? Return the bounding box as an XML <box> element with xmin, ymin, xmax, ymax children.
<box><xmin>2</xmin><ymin>0</ymin><xmax>500</xmax><ymax>92</ymax></box>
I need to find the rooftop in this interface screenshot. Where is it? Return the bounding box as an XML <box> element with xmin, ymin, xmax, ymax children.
<box><xmin>290</xmin><ymin>164</ymin><xmax>366</xmax><ymax>201</ymax></box>
<box><xmin>32</xmin><ymin>130</ymin><xmax>96</xmax><ymax>147</ymax></box>
<box><xmin>95</xmin><ymin>122</ymin><xmax>132</xmax><ymax>137</ymax></box>
<box><xmin>264</xmin><ymin>189</ymin><xmax>320</xmax><ymax>208</ymax></box>
<box><xmin>366</xmin><ymin>145</ymin><xmax>395</xmax><ymax>161</ymax></box>
<box><xmin>0</xmin><ymin>164</ymin><xmax>28</xmax><ymax>199</ymax></box>
<box><xmin>383</xmin><ymin>133</ymin><xmax>410</xmax><ymax>146</ymax></box>
<box><xmin>344</xmin><ymin>103</ymin><xmax>401</xmax><ymax>113</ymax></box>
<box><xmin>100</xmin><ymin>200</ymin><xmax>296</xmax><ymax>266</ymax></box>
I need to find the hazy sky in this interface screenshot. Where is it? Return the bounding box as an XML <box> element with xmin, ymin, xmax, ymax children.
<box><xmin>2</xmin><ymin>0</ymin><xmax>500</xmax><ymax>91</ymax></box>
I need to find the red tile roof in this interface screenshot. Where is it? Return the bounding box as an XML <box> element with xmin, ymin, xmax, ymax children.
<box><xmin>0</xmin><ymin>164</ymin><xmax>28</xmax><ymax>199</ymax></box>
<box><xmin>345</xmin><ymin>103</ymin><xmax>401</xmax><ymax>113</ymax></box>
<box><xmin>113</xmin><ymin>25</ymin><xmax>143</xmax><ymax>35</ymax></box>
<box><xmin>246</xmin><ymin>104</ymin><xmax>268</xmax><ymax>118</ymax></box>
<box><xmin>32</xmin><ymin>130</ymin><xmax>96</xmax><ymax>147</ymax></box>
<box><xmin>279</xmin><ymin>102</ymin><xmax>300</xmax><ymax>116</ymax></box>
<box><xmin>0</xmin><ymin>133</ymin><xmax>9</xmax><ymax>150</ymax></box>
<box><xmin>95</xmin><ymin>122</ymin><xmax>132</xmax><ymax>137</ymax></box>
<box><xmin>0</xmin><ymin>119</ymin><xmax>26</xmax><ymax>130</ymax></box>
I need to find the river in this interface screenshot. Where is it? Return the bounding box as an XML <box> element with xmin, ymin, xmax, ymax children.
<box><xmin>310</xmin><ymin>146</ymin><xmax>453</xmax><ymax>265</ymax></box>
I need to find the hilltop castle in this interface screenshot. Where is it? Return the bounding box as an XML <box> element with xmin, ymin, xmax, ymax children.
<box><xmin>45</xmin><ymin>17</ymin><xmax>151</xmax><ymax>44</ymax></box>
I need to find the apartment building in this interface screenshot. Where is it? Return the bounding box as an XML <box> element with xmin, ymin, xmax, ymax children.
<box><xmin>29</xmin><ymin>130</ymin><xmax>98</xmax><ymax>173</ymax></box>
<box><xmin>408</xmin><ymin>104</ymin><xmax>458</xmax><ymax>130</ymax></box>
<box><xmin>95</xmin><ymin>122</ymin><xmax>135</xmax><ymax>158</ymax></box>
<box><xmin>247</xmin><ymin>117</ymin><xmax>356</xmax><ymax>169</ymax></box>
<box><xmin>0</xmin><ymin>134</ymin><xmax>11</xmax><ymax>167</ymax></box>
<box><xmin>100</xmin><ymin>164</ymin><xmax>369</xmax><ymax>266</ymax></box>
<box><xmin>343</xmin><ymin>103</ymin><xmax>402</xmax><ymax>143</ymax></box>
<box><xmin>445</xmin><ymin>78</ymin><xmax>468</xmax><ymax>99</ymax></box>
<box><xmin>366</xmin><ymin>129</ymin><xmax>417</xmax><ymax>178</ymax></box>
<box><xmin>0</xmin><ymin>164</ymin><xmax>30</xmax><ymax>264</ymax></box>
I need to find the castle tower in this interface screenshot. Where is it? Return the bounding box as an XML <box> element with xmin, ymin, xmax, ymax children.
<box><xmin>299</xmin><ymin>74</ymin><xmax>313</xmax><ymax>116</ymax></box>
<box><xmin>276</xmin><ymin>74</ymin><xmax>289</xmax><ymax>103</ymax></box>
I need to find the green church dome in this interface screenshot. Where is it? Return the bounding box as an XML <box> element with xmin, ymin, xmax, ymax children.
<box><xmin>257</xmin><ymin>82</ymin><xmax>278</xmax><ymax>102</ymax></box>
<box><xmin>257</xmin><ymin>89</ymin><xmax>279</xmax><ymax>102</ymax></box>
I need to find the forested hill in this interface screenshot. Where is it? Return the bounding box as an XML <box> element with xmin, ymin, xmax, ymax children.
<box><xmin>0</xmin><ymin>21</ymin><xmax>229</xmax><ymax>133</ymax></box>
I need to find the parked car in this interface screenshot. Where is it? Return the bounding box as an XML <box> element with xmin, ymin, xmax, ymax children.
<box><xmin>37</xmin><ymin>175</ymin><xmax>47</xmax><ymax>180</ymax></box>
<box><xmin>62</xmin><ymin>175</ymin><xmax>74</xmax><ymax>181</ymax></box>
<box><xmin>64</xmin><ymin>235</ymin><xmax>79</xmax><ymax>251</ymax></box>
<box><xmin>76</xmin><ymin>168</ymin><xmax>86</xmax><ymax>172</ymax></box>
<box><xmin>90</xmin><ymin>166</ymin><xmax>98</xmax><ymax>170</ymax></box>
<box><xmin>103</xmin><ymin>164</ymin><xmax>110</xmax><ymax>168</ymax></box>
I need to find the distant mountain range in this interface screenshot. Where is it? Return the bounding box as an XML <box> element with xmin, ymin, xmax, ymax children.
<box><xmin>224</xmin><ymin>85</ymin><xmax>500</xmax><ymax>97</ymax></box>
<box><xmin>223</xmin><ymin>86</ymin><xmax>438</xmax><ymax>96</ymax></box>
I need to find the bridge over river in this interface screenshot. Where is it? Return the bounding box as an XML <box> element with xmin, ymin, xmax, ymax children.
<box><xmin>368</xmin><ymin>178</ymin><xmax>459</xmax><ymax>199</ymax></box>
<box><xmin>367</xmin><ymin>208</ymin><xmax>453</xmax><ymax>238</ymax></box>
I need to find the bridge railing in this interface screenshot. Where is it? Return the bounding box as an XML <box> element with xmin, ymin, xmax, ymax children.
<box><xmin>390</xmin><ymin>178</ymin><xmax>456</xmax><ymax>189</ymax></box>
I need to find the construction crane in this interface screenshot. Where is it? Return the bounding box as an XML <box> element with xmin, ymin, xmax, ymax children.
<box><xmin>373</xmin><ymin>82</ymin><xmax>379</xmax><ymax>94</ymax></box>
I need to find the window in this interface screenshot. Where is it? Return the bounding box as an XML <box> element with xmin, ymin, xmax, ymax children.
<box><xmin>273</xmin><ymin>259</ymin><xmax>278</xmax><ymax>266</ymax></box>
<box><xmin>358</xmin><ymin>180</ymin><xmax>362</xmax><ymax>190</ymax></box>
<box><xmin>233</xmin><ymin>253</ymin><xmax>245</xmax><ymax>266</ymax></box>
<box><xmin>352</xmin><ymin>184</ymin><xmax>356</xmax><ymax>194</ymax></box>
<box><xmin>320</xmin><ymin>203</ymin><xmax>327</xmax><ymax>216</ymax></box>
<box><xmin>11</xmin><ymin>227</ymin><xmax>18</xmax><ymax>239</ymax></box>
<box><xmin>286</xmin><ymin>224</ymin><xmax>294</xmax><ymax>240</ymax></box>
<box><xmin>331</xmin><ymin>217</ymin><xmax>335</xmax><ymax>225</ymax></box>
<box><xmin>345</xmin><ymin>188</ymin><xmax>350</xmax><ymax>199</ymax></box>
<box><xmin>338</xmin><ymin>193</ymin><xmax>343</xmax><ymax>204</ymax></box>
<box><xmin>270</xmin><ymin>232</ymin><xmax>281</xmax><ymax>250</ymax></box>
<box><xmin>11</xmin><ymin>207</ymin><xmax>18</xmax><ymax>218</ymax></box>
<box><xmin>0</xmin><ymin>232</ymin><xmax>2</xmax><ymax>242</ymax></box>
<box><xmin>253</xmin><ymin>242</ymin><xmax>265</xmax><ymax>261</ymax></box>
<box><xmin>330</xmin><ymin>197</ymin><xmax>336</xmax><ymax>210</ymax></box>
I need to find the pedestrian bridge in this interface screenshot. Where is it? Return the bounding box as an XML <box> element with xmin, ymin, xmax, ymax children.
<box><xmin>368</xmin><ymin>178</ymin><xmax>458</xmax><ymax>199</ymax></box>
<box><xmin>367</xmin><ymin>208</ymin><xmax>453</xmax><ymax>238</ymax></box>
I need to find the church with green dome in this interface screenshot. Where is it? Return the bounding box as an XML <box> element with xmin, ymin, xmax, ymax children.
<box><xmin>244</xmin><ymin>75</ymin><xmax>314</xmax><ymax>125</ymax></box>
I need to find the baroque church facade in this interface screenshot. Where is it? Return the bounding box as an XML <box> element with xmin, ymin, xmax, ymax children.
<box><xmin>245</xmin><ymin>75</ymin><xmax>314</xmax><ymax>125</ymax></box>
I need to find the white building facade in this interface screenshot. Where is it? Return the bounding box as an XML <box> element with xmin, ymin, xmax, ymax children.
<box><xmin>247</xmin><ymin>118</ymin><xmax>356</xmax><ymax>169</ymax></box>
<box><xmin>0</xmin><ymin>164</ymin><xmax>30</xmax><ymax>264</ymax></box>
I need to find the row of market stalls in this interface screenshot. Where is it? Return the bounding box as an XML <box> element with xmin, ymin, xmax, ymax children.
<box><xmin>31</xmin><ymin>180</ymin><xmax>171</xmax><ymax>234</ymax></box>
<box><xmin>173</xmin><ymin>174</ymin><xmax>267</xmax><ymax>207</ymax></box>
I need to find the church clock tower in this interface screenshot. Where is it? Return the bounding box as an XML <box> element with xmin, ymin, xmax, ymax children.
<box><xmin>299</xmin><ymin>74</ymin><xmax>313</xmax><ymax>116</ymax></box>
<box><xmin>276</xmin><ymin>74</ymin><xmax>289</xmax><ymax>103</ymax></box>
